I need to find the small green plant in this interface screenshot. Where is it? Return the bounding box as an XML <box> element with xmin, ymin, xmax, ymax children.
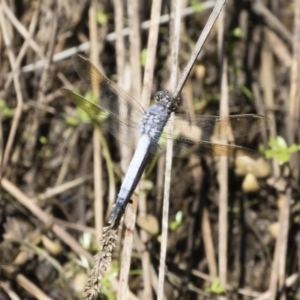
<box><xmin>39</xmin><ymin>136</ymin><xmax>48</xmax><ymax>145</ymax></box>
<box><xmin>140</xmin><ymin>48</ymin><xmax>147</xmax><ymax>67</ymax></box>
<box><xmin>65</xmin><ymin>89</ymin><xmax>107</xmax><ymax>126</ymax></box>
<box><xmin>206</xmin><ymin>277</ymin><xmax>225</xmax><ymax>295</ymax></box>
<box><xmin>97</xmin><ymin>10</ymin><xmax>108</xmax><ymax>25</ymax></box>
<box><xmin>261</xmin><ymin>136</ymin><xmax>300</xmax><ymax>164</ymax></box>
<box><xmin>231</xmin><ymin>27</ymin><xmax>243</xmax><ymax>38</ymax></box>
<box><xmin>0</xmin><ymin>99</ymin><xmax>14</xmax><ymax>117</ymax></box>
<box><xmin>190</xmin><ymin>0</ymin><xmax>205</xmax><ymax>12</ymax></box>
<box><xmin>170</xmin><ymin>211</ymin><xmax>183</xmax><ymax>231</ymax></box>
<box><xmin>77</xmin><ymin>90</ymin><xmax>98</xmax><ymax>123</ymax></box>
<box><xmin>100</xmin><ymin>260</ymin><xmax>119</xmax><ymax>300</ymax></box>
<box><xmin>240</xmin><ymin>85</ymin><xmax>253</xmax><ymax>100</ymax></box>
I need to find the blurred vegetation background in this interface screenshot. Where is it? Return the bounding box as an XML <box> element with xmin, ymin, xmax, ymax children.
<box><xmin>0</xmin><ymin>0</ymin><xmax>300</xmax><ymax>299</ymax></box>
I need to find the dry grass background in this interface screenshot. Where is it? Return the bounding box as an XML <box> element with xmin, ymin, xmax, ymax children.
<box><xmin>0</xmin><ymin>0</ymin><xmax>300</xmax><ymax>299</ymax></box>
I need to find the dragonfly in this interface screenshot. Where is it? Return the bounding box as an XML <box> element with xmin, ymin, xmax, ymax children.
<box><xmin>61</xmin><ymin>55</ymin><xmax>269</xmax><ymax>226</ymax></box>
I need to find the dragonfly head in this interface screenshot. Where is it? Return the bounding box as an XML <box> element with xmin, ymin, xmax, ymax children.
<box><xmin>154</xmin><ymin>90</ymin><xmax>178</xmax><ymax>113</ymax></box>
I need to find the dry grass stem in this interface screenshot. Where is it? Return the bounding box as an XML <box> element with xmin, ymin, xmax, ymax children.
<box><xmin>2</xmin><ymin>1</ymin><xmax>299</xmax><ymax>299</ymax></box>
<box><xmin>157</xmin><ymin>0</ymin><xmax>181</xmax><ymax>298</ymax></box>
<box><xmin>11</xmin><ymin>3</ymin><xmax>216</xmax><ymax>76</ymax></box>
<box><xmin>217</xmin><ymin>7</ymin><xmax>229</xmax><ymax>296</ymax></box>
<box><xmin>174</xmin><ymin>0</ymin><xmax>225</xmax><ymax>97</ymax></box>
<box><xmin>0</xmin><ymin>4</ymin><xmax>24</xmax><ymax>170</ymax></box>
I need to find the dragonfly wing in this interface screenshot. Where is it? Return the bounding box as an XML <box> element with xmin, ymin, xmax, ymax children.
<box><xmin>172</xmin><ymin>139</ymin><xmax>260</xmax><ymax>158</ymax></box>
<box><xmin>72</xmin><ymin>54</ymin><xmax>145</xmax><ymax>125</ymax></box>
<box><xmin>157</xmin><ymin>114</ymin><xmax>270</xmax><ymax>157</ymax></box>
<box><xmin>61</xmin><ymin>89</ymin><xmax>141</xmax><ymax>149</ymax></box>
<box><xmin>172</xmin><ymin>114</ymin><xmax>271</xmax><ymax>142</ymax></box>
<box><xmin>157</xmin><ymin>132</ymin><xmax>260</xmax><ymax>158</ymax></box>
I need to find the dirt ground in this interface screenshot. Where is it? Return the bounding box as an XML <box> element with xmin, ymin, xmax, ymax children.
<box><xmin>1</xmin><ymin>0</ymin><xmax>300</xmax><ymax>299</ymax></box>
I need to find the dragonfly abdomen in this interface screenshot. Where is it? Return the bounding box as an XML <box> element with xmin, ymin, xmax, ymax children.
<box><xmin>108</xmin><ymin>134</ymin><xmax>152</xmax><ymax>225</ymax></box>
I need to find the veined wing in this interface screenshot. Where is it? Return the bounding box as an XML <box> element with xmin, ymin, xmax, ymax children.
<box><xmin>61</xmin><ymin>89</ymin><xmax>142</xmax><ymax>149</ymax></box>
<box><xmin>71</xmin><ymin>54</ymin><xmax>145</xmax><ymax>126</ymax></box>
<box><xmin>158</xmin><ymin>114</ymin><xmax>270</xmax><ymax>157</ymax></box>
<box><xmin>62</xmin><ymin>54</ymin><xmax>147</xmax><ymax>148</ymax></box>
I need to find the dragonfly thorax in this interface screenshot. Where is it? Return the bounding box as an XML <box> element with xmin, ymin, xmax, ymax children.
<box><xmin>140</xmin><ymin>99</ymin><xmax>171</xmax><ymax>142</ymax></box>
<box><xmin>154</xmin><ymin>90</ymin><xmax>178</xmax><ymax>113</ymax></box>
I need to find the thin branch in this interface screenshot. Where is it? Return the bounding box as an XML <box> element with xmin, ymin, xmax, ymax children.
<box><xmin>286</xmin><ymin>0</ymin><xmax>300</xmax><ymax>180</ymax></box>
<box><xmin>7</xmin><ymin>3</ymin><xmax>216</xmax><ymax>75</ymax></box>
<box><xmin>140</xmin><ymin>0</ymin><xmax>163</xmax><ymax>108</ymax></box>
<box><xmin>117</xmin><ymin>0</ymin><xmax>142</xmax><ymax>298</ymax></box>
<box><xmin>174</xmin><ymin>0</ymin><xmax>225</xmax><ymax>97</ymax></box>
<box><xmin>1</xmin><ymin>178</ymin><xmax>94</xmax><ymax>261</ymax></box>
<box><xmin>157</xmin><ymin>0</ymin><xmax>181</xmax><ymax>299</ymax></box>
<box><xmin>4</xmin><ymin>2</ymin><xmax>40</xmax><ymax>91</ymax></box>
<box><xmin>89</xmin><ymin>0</ymin><xmax>103</xmax><ymax>242</ymax></box>
<box><xmin>0</xmin><ymin>4</ymin><xmax>24</xmax><ymax>171</ymax></box>
<box><xmin>217</xmin><ymin>6</ymin><xmax>229</xmax><ymax>296</ymax></box>
<box><xmin>1</xmin><ymin>1</ymin><xmax>44</xmax><ymax>58</ymax></box>
<box><xmin>126</xmin><ymin>0</ymin><xmax>154</xmax><ymax>300</ymax></box>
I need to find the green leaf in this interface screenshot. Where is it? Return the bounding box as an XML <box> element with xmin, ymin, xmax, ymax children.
<box><xmin>0</xmin><ymin>99</ymin><xmax>14</xmax><ymax>117</ymax></box>
<box><xmin>100</xmin><ymin>260</ymin><xmax>119</xmax><ymax>300</ymax></box>
<box><xmin>276</xmin><ymin>136</ymin><xmax>288</xmax><ymax>148</ymax></box>
<box><xmin>170</xmin><ymin>211</ymin><xmax>184</xmax><ymax>231</ymax></box>
<box><xmin>97</xmin><ymin>10</ymin><xmax>108</xmax><ymax>25</ymax></box>
<box><xmin>76</xmin><ymin>90</ymin><xmax>97</xmax><ymax>124</ymax></box>
<box><xmin>140</xmin><ymin>48</ymin><xmax>147</xmax><ymax>67</ymax></box>
<box><xmin>39</xmin><ymin>136</ymin><xmax>48</xmax><ymax>145</ymax></box>
<box><xmin>206</xmin><ymin>277</ymin><xmax>225</xmax><ymax>294</ymax></box>
<box><xmin>240</xmin><ymin>85</ymin><xmax>253</xmax><ymax>100</ymax></box>
<box><xmin>288</xmin><ymin>144</ymin><xmax>300</xmax><ymax>153</ymax></box>
<box><xmin>232</xmin><ymin>27</ymin><xmax>243</xmax><ymax>38</ymax></box>
<box><xmin>77</xmin><ymin>106</ymin><xmax>91</xmax><ymax>124</ymax></box>
<box><xmin>262</xmin><ymin>136</ymin><xmax>300</xmax><ymax>164</ymax></box>
<box><xmin>190</xmin><ymin>0</ymin><xmax>204</xmax><ymax>12</ymax></box>
<box><xmin>65</xmin><ymin>116</ymin><xmax>79</xmax><ymax>127</ymax></box>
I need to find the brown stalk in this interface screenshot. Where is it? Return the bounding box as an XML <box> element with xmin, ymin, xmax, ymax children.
<box><xmin>15</xmin><ymin>274</ymin><xmax>53</xmax><ymax>300</ymax></box>
<box><xmin>138</xmin><ymin>0</ymin><xmax>166</xmax><ymax>298</ymax></box>
<box><xmin>157</xmin><ymin>0</ymin><xmax>181</xmax><ymax>298</ymax></box>
<box><xmin>88</xmin><ymin>0</ymin><xmax>103</xmax><ymax>242</ymax></box>
<box><xmin>1</xmin><ymin>1</ymin><xmax>44</xmax><ymax>59</ymax></box>
<box><xmin>55</xmin><ymin>128</ymin><xmax>79</xmax><ymax>185</ymax></box>
<box><xmin>250</xmin><ymin>0</ymin><xmax>292</xmax><ymax>45</ymax></box>
<box><xmin>260</xmin><ymin>35</ymin><xmax>280</xmax><ymax>177</ymax></box>
<box><xmin>1</xmin><ymin>178</ymin><xmax>94</xmax><ymax>261</ymax></box>
<box><xmin>115</xmin><ymin>1</ymin><xmax>143</xmax><ymax>299</ymax></box>
<box><xmin>23</xmin><ymin>1</ymin><xmax>58</xmax><ymax>167</ymax></box>
<box><xmin>117</xmin><ymin>1</ymin><xmax>141</xmax><ymax>299</ymax></box>
<box><xmin>38</xmin><ymin>175</ymin><xmax>93</xmax><ymax>201</ymax></box>
<box><xmin>83</xmin><ymin>1</ymin><xmax>103</xmax><ymax>298</ymax></box>
<box><xmin>286</xmin><ymin>0</ymin><xmax>300</xmax><ymax>180</ymax></box>
<box><xmin>0</xmin><ymin>3</ymin><xmax>24</xmax><ymax>171</ymax></box>
<box><xmin>174</xmin><ymin>0</ymin><xmax>225</xmax><ymax>97</ymax></box>
<box><xmin>4</xmin><ymin>2</ymin><xmax>40</xmax><ymax>91</ymax></box>
<box><xmin>217</xmin><ymin>7</ymin><xmax>229</xmax><ymax>297</ymax></box>
<box><xmin>158</xmin><ymin>1</ymin><xmax>226</xmax><ymax>298</ymax></box>
<box><xmin>14</xmin><ymin>4</ymin><xmax>215</xmax><ymax>75</ymax></box>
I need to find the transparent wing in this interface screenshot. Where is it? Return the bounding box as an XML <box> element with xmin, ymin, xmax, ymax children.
<box><xmin>158</xmin><ymin>114</ymin><xmax>270</xmax><ymax>157</ymax></box>
<box><xmin>72</xmin><ymin>54</ymin><xmax>145</xmax><ymax>125</ymax></box>
<box><xmin>62</xmin><ymin>54</ymin><xmax>147</xmax><ymax>148</ymax></box>
<box><xmin>63</xmin><ymin>54</ymin><xmax>270</xmax><ymax>158</ymax></box>
<box><xmin>61</xmin><ymin>89</ymin><xmax>142</xmax><ymax>148</ymax></box>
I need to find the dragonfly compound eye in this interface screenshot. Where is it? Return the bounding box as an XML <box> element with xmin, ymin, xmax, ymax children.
<box><xmin>154</xmin><ymin>91</ymin><xmax>164</xmax><ymax>102</ymax></box>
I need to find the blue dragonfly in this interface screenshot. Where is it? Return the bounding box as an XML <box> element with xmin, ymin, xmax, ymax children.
<box><xmin>61</xmin><ymin>55</ymin><xmax>269</xmax><ymax>226</ymax></box>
